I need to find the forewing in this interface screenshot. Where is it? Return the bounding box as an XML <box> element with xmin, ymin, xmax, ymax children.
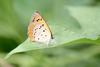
<box><xmin>28</xmin><ymin>11</ymin><xmax>52</xmax><ymax>44</ymax></box>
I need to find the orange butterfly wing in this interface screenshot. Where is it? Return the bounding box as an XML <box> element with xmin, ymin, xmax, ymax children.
<box><xmin>28</xmin><ymin>11</ymin><xmax>53</xmax><ymax>44</ymax></box>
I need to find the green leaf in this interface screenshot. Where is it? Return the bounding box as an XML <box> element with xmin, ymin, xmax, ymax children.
<box><xmin>6</xmin><ymin>7</ymin><xmax>100</xmax><ymax>58</ymax></box>
<box><xmin>0</xmin><ymin>0</ymin><xmax>25</xmax><ymax>41</ymax></box>
<box><xmin>5</xmin><ymin>6</ymin><xmax>100</xmax><ymax>59</ymax></box>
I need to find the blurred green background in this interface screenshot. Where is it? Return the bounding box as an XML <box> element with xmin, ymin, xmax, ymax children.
<box><xmin>0</xmin><ymin>0</ymin><xmax>100</xmax><ymax>67</ymax></box>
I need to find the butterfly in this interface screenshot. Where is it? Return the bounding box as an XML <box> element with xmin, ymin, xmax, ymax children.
<box><xmin>28</xmin><ymin>11</ymin><xmax>53</xmax><ymax>44</ymax></box>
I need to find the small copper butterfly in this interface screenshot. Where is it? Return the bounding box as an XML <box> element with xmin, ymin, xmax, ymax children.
<box><xmin>28</xmin><ymin>11</ymin><xmax>53</xmax><ymax>44</ymax></box>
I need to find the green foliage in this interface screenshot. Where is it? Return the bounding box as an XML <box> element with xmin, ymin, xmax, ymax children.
<box><xmin>5</xmin><ymin>0</ymin><xmax>100</xmax><ymax>59</ymax></box>
<box><xmin>0</xmin><ymin>0</ymin><xmax>100</xmax><ymax>67</ymax></box>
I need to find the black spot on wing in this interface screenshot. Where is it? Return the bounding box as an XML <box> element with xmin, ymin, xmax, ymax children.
<box><xmin>36</xmin><ymin>18</ymin><xmax>42</xmax><ymax>22</ymax></box>
<box><xmin>35</xmin><ymin>28</ymin><xmax>38</xmax><ymax>31</ymax></box>
<box><xmin>38</xmin><ymin>38</ymin><xmax>40</xmax><ymax>40</ymax></box>
<box><xmin>45</xmin><ymin>35</ymin><xmax>47</xmax><ymax>37</ymax></box>
<box><xmin>42</xmin><ymin>24</ymin><xmax>44</xmax><ymax>26</ymax></box>
<box><xmin>36</xmin><ymin>19</ymin><xmax>39</xmax><ymax>22</ymax></box>
<box><xmin>39</xmin><ymin>26</ymin><xmax>42</xmax><ymax>29</ymax></box>
<box><xmin>32</xmin><ymin>18</ymin><xmax>35</xmax><ymax>22</ymax></box>
<box><xmin>34</xmin><ymin>33</ymin><xmax>35</xmax><ymax>35</ymax></box>
<box><xmin>43</xmin><ymin>30</ymin><xmax>45</xmax><ymax>32</ymax></box>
